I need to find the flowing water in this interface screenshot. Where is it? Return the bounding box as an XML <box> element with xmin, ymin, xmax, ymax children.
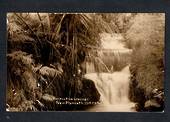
<box><xmin>84</xmin><ymin>33</ymin><xmax>135</xmax><ymax>112</ymax></box>
<box><xmin>85</xmin><ymin>65</ymin><xmax>135</xmax><ymax>112</ymax></box>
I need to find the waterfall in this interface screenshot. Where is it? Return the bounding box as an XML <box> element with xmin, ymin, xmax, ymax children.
<box><xmin>83</xmin><ymin>33</ymin><xmax>135</xmax><ymax>112</ymax></box>
<box><xmin>85</xmin><ymin>65</ymin><xmax>135</xmax><ymax>112</ymax></box>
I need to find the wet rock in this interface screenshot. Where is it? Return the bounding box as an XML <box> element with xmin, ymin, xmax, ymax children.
<box><xmin>144</xmin><ymin>99</ymin><xmax>163</xmax><ymax>112</ymax></box>
<box><xmin>144</xmin><ymin>89</ymin><xmax>164</xmax><ymax>112</ymax></box>
<box><xmin>71</xmin><ymin>78</ymin><xmax>100</xmax><ymax>110</ymax></box>
<box><xmin>145</xmin><ymin>99</ymin><xmax>160</xmax><ymax>107</ymax></box>
<box><xmin>80</xmin><ymin>78</ymin><xmax>100</xmax><ymax>102</ymax></box>
<box><xmin>58</xmin><ymin>78</ymin><xmax>100</xmax><ymax>111</ymax></box>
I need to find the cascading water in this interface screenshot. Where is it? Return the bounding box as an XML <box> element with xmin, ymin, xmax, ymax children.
<box><xmin>85</xmin><ymin>65</ymin><xmax>135</xmax><ymax>112</ymax></box>
<box><xmin>84</xmin><ymin>33</ymin><xmax>135</xmax><ymax>112</ymax></box>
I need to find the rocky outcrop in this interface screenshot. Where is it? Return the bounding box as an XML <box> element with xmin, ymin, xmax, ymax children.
<box><xmin>129</xmin><ymin>75</ymin><xmax>164</xmax><ymax>112</ymax></box>
<box><xmin>63</xmin><ymin>78</ymin><xmax>100</xmax><ymax>110</ymax></box>
<box><xmin>34</xmin><ymin>78</ymin><xmax>100</xmax><ymax>111</ymax></box>
<box><xmin>78</xmin><ymin>78</ymin><xmax>100</xmax><ymax>102</ymax></box>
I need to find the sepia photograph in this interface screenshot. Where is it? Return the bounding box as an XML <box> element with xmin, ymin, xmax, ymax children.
<box><xmin>6</xmin><ymin>13</ymin><xmax>164</xmax><ymax>112</ymax></box>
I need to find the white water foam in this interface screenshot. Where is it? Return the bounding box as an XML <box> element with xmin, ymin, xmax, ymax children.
<box><xmin>85</xmin><ymin>65</ymin><xmax>135</xmax><ymax>112</ymax></box>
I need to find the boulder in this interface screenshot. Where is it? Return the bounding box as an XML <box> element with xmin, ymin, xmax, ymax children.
<box><xmin>80</xmin><ymin>78</ymin><xmax>100</xmax><ymax>102</ymax></box>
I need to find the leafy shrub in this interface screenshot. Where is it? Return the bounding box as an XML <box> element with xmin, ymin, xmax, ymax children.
<box><xmin>126</xmin><ymin>13</ymin><xmax>165</xmax><ymax>111</ymax></box>
<box><xmin>7</xmin><ymin>13</ymin><xmax>108</xmax><ymax>111</ymax></box>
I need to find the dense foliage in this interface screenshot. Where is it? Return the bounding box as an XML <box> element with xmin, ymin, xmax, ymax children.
<box><xmin>7</xmin><ymin>13</ymin><xmax>107</xmax><ymax>111</ymax></box>
<box><xmin>126</xmin><ymin>13</ymin><xmax>165</xmax><ymax>111</ymax></box>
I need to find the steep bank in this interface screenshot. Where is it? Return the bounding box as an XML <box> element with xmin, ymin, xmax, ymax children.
<box><xmin>125</xmin><ymin>14</ymin><xmax>164</xmax><ymax>112</ymax></box>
